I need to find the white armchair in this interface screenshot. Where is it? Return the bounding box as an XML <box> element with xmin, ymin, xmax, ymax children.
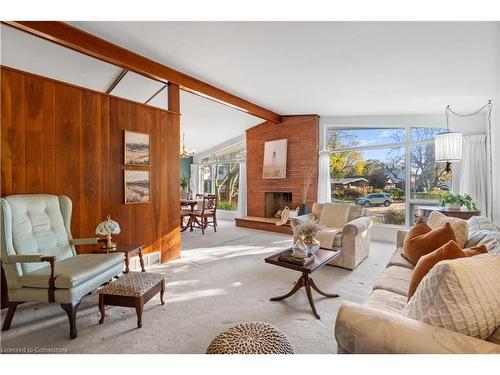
<box><xmin>293</xmin><ymin>203</ymin><xmax>372</xmax><ymax>270</ymax></box>
<box><xmin>1</xmin><ymin>194</ymin><xmax>124</xmax><ymax>339</ymax></box>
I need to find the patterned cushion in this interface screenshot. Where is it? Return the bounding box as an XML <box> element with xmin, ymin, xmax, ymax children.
<box><xmin>427</xmin><ymin>211</ymin><xmax>468</xmax><ymax>248</ymax></box>
<box><xmin>99</xmin><ymin>272</ymin><xmax>165</xmax><ymax>297</ymax></box>
<box><xmin>403</xmin><ymin>254</ymin><xmax>500</xmax><ymax>339</ymax></box>
<box><xmin>206</xmin><ymin>322</ymin><xmax>294</xmax><ymax>354</ymax></box>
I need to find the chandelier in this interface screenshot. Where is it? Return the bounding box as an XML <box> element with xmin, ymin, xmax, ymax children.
<box><xmin>180</xmin><ymin>133</ymin><xmax>195</xmax><ymax>158</ymax></box>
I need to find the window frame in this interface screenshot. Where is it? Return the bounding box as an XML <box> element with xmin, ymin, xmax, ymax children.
<box><xmin>324</xmin><ymin>125</ymin><xmax>450</xmax><ymax>227</ymax></box>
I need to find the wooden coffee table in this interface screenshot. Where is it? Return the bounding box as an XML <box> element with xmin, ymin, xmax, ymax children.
<box><xmin>265</xmin><ymin>248</ymin><xmax>341</xmax><ymax>319</ymax></box>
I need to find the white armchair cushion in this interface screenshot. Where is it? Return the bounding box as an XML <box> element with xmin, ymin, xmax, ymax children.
<box><xmin>20</xmin><ymin>253</ymin><xmax>124</xmax><ymax>289</ymax></box>
<box><xmin>318</xmin><ymin>203</ymin><xmax>351</xmax><ymax>228</ymax></box>
<box><xmin>403</xmin><ymin>254</ymin><xmax>500</xmax><ymax>339</ymax></box>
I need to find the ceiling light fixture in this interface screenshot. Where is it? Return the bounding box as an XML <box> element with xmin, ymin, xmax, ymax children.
<box><xmin>180</xmin><ymin>133</ymin><xmax>195</xmax><ymax>158</ymax></box>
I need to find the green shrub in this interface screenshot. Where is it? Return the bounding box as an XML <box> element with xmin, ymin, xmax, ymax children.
<box><xmin>378</xmin><ymin>209</ymin><xmax>406</xmax><ymax>225</ymax></box>
<box><xmin>217</xmin><ymin>200</ymin><xmax>237</xmax><ymax>211</ymax></box>
<box><xmin>385</xmin><ymin>187</ymin><xmax>404</xmax><ymax>200</ymax></box>
<box><xmin>343</xmin><ymin>187</ymin><xmax>363</xmax><ymax>199</ymax></box>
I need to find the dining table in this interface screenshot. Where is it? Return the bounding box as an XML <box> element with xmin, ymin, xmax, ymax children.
<box><xmin>180</xmin><ymin>199</ymin><xmax>200</xmax><ymax>232</ymax></box>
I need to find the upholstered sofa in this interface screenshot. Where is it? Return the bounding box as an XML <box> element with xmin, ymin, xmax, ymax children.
<box><xmin>334</xmin><ymin>216</ymin><xmax>500</xmax><ymax>354</ymax></box>
<box><xmin>1</xmin><ymin>194</ymin><xmax>125</xmax><ymax>339</ymax></box>
<box><xmin>293</xmin><ymin>203</ymin><xmax>372</xmax><ymax>269</ymax></box>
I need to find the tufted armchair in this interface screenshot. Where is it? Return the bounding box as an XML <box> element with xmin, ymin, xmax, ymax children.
<box><xmin>1</xmin><ymin>194</ymin><xmax>124</xmax><ymax>339</ymax></box>
<box><xmin>292</xmin><ymin>202</ymin><xmax>373</xmax><ymax>270</ymax></box>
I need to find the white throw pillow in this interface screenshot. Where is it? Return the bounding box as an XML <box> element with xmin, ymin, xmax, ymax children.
<box><xmin>402</xmin><ymin>254</ymin><xmax>500</xmax><ymax>339</ymax></box>
<box><xmin>427</xmin><ymin>211</ymin><xmax>468</xmax><ymax>248</ymax></box>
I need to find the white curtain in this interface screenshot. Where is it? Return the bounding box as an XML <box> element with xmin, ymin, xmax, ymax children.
<box><xmin>190</xmin><ymin>163</ymin><xmax>200</xmax><ymax>196</ymax></box>
<box><xmin>459</xmin><ymin>135</ymin><xmax>488</xmax><ymax>216</ymax></box>
<box><xmin>237</xmin><ymin>161</ymin><xmax>247</xmax><ymax>217</ymax></box>
<box><xmin>317</xmin><ymin>150</ymin><xmax>331</xmax><ymax>203</ymax></box>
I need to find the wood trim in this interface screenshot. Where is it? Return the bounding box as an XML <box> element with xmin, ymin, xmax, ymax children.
<box><xmin>0</xmin><ymin>65</ymin><xmax>181</xmax><ymax>115</ymax></box>
<box><xmin>4</xmin><ymin>21</ymin><xmax>282</xmax><ymax>123</ymax></box>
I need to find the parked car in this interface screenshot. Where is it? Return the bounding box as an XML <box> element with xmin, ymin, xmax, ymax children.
<box><xmin>356</xmin><ymin>193</ymin><xmax>393</xmax><ymax>207</ymax></box>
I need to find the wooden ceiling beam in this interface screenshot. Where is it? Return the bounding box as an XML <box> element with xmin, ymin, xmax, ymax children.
<box><xmin>3</xmin><ymin>21</ymin><xmax>283</xmax><ymax>123</ymax></box>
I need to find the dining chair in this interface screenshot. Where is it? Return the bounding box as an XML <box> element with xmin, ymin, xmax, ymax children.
<box><xmin>190</xmin><ymin>195</ymin><xmax>217</xmax><ymax>234</ymax></box>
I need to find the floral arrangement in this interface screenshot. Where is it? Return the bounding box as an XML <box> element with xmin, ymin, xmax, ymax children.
<box><xmin>295</xmin><ymin>220</ymin><xmax>321</xmax><ymax>244</ymax></box>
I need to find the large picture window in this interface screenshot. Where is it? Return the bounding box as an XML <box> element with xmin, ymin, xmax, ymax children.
<box><xmin>327</xmin><ymin>127</ymin><xmax>449</xmax><ymax>226</ymax></box>
<box><xmin>199</xmin><ymin>143</ymin><xmax>245</xmax><ymax>212</ymax></box>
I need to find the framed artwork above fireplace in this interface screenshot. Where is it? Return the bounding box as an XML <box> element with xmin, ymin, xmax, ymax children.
<box><xmin>262</xmin><ymin>138</ymin><xmax>287</xmax><ymax>179</ymax></box>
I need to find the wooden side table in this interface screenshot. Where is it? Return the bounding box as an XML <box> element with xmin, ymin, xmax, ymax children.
<box><xmin>93</xmin><ymin>244</ymin><xmax>145</xmax><ymax>273</ymax></box>
<box><xmin>417</xmin><ymin>206</ymin><xmax>481</xmax><ymax>221</ymax></box>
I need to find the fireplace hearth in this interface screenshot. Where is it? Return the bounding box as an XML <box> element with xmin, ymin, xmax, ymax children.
<box><xmin>265</xmin><ymin>192</ymin><xmax>293</xmax><ymax>218</ymax></box>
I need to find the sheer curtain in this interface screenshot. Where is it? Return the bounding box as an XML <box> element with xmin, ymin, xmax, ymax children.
<box><xmin>237</xmin><ymin>161</ymin><xmax>247</xmax><ymax>217</ymax></box>
<box><xmin>190</xmin><ymin>163</ymin><xmax>200</xmax><ymax>196</ymax></box>
<box><xmin>317</xmin><ymin>150</ymin><xmax>331</xmax><ymax>203</ymax></box>
<box><xmin>459</xmin><ymin>135</ymin><xmax>488</xmax><ymax>216</ymax></box>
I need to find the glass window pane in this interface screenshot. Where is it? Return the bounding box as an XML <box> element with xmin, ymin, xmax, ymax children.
<box><xmin>201</xmin><ymin>165</ymin><xmax>212</xmax><ymax>194</ymax></box>
<box><xmin>411</xmin><ymin>127</ymin><xmax>448</xmax><ymax>142</ymax></box>
<box><xmin>215</xmin><ymin>162</ymin><xmax>240</xmax><ymax>211</ymax></box>
<box><xmin>327</xmin><ymin>128</ymin><xmax>405</xmax><ymax>151</ymax></box>
<box><xmin>330</xmin><ymin>146</ymin><xmax>406</xmax><ymax>226</ymax></box>
<box><xmin>410</xmin><ymin>144</ymin><xmax>451</xmax><ymax>199</ymax></box>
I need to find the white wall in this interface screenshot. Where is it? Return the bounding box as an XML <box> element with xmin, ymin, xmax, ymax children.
<box><xmin>494</xmin><ymin>23</ymin><xmax>500</xmax><ymax>225</ymax></box>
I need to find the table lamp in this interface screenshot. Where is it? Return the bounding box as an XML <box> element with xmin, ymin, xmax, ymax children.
<box><xmin>96</xmin><ymin>215</ymin><xmax>121</xmax><ymax>250</ymax></box>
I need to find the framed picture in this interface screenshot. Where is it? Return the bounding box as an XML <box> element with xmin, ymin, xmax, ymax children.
<box><xmin>262</xmin><ymin>139</ymin><xmax>288</xmax><ymax>179</ymax></box>
<box><xmin>124</xmin><ymin>130</ymin><xmax>150</xmax><ymax>166</ymax></box>
<box><xmin>124</xmin><ymin>170</ymin><xmax>151</xmax><ymax>204</ymax></box>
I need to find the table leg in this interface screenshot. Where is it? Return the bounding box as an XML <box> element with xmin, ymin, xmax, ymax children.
<box><xmin>135</xmin><ymin>299</ymin><xmax>143</xmax><ymax>328</ymax></box>
<box><xmin>270</xmin><ymin>275</ymin><xmax>304</xmax><ymax>301</ymax></box>
<box><xmin>98</xmin><ymin>295</ymin><xmax>105</xmax><ymax>324</ymax></box>
<box><xmin>160</xmin><ymin>279</ymin><xmax>165</xmax><ymax>305</ymax></box>
<box><xmin>124</xmin><ymin>253</ymin><xmax>130</xmax><ymax>274</ymax></box>
<box><xmin>304</xmin><ymin>276</ymin><xmax>320</xmax><ymax>319</ymax></box>
<box><xmin>309</xmin><ymin>277</ymin><xmax>339</xmax><ymax>298</ymax></box>
<box><xmin>139</xmin><ymin>248</ymin><xmax>145</xmax><ymax>272</ymax></box>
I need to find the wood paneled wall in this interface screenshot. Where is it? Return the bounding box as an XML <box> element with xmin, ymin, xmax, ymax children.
<box><xmin>1</xmin><ymin>67</ymin><xmax>180</xmax><ymax>262</ymax></box>
<box><xmin>246</xmin><ymin>115</ymin><xmax>319</xmax><ymax>217</ymax></box>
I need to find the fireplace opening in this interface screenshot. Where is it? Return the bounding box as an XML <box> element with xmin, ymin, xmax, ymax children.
<box><xmin>265</xmin><ymin>192</ymin><xmax>293</xmax><ymax>218</ymax></box>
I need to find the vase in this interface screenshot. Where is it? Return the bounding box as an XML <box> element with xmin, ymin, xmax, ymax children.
<box><xmin>298</xmin><ymin>203</ymin><xmax>309</xmax><ymax>216</ymax></box>
<box><xmin>445</xmin><ymin>202</ymin><xmax>462</xmax><ymax>210</ymax></box>
<box><xmin>303</xmin><ymin>237</ymin><xmax>320</xmax><ymax>255</ymax></box>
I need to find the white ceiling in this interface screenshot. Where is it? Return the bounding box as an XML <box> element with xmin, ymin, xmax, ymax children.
<box><xmin>2</xmin><ymin>22</ymin><xmax>499</xmax><ymax>152</ymax></box>
<box><xmin>70</xmin><ymin>21</ymin><xmax>499</xmax><ymax>115</ymax></box>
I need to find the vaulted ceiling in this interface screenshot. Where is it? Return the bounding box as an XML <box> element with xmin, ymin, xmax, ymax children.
<box><xmin>2</xmin><ymin>22</ymin><xmax>499</xmax><ymax>153</ymax></box>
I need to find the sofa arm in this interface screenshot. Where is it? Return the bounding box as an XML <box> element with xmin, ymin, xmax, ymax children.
<box><xmin>70</xmin><ymin>237</ymin><xmax>100</xmax><ymax>246</ymax></box>
<box><xmin>335</xmin><ymin>302</ymin><xmax>500</xmax><ymax>354</ymax></box>
<box><xmin>343</xmin><ymin>216</ymin><xmax>372</xmax><ymax>236</ymax></box>
<box><xmin>396</xmin><ymin>229</ymin><xmax>409</xmax><ymax>248</ymax></box>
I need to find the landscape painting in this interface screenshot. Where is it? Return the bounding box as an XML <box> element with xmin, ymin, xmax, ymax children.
<box><xmin>262</xmin><ymin>138</ymin><xmax>287</xmax><ymax>179</ymax></box>
<box><xmin>124</xmin><ymin>130</ymin><xmax>150</xmax><ymax>166</ymax></box>
<box><xmin>124</xmin><ymin>170</ymin><xmax>150</xmax><ymax>204</ymax></box>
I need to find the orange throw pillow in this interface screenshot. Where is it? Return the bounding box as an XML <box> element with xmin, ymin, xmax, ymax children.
<box><xmin>408</xmin><ymin>240</ymin><xmax>467</xmax><ymax>300</ymax></box>
<box><xmin>403</xmin><ymin>220</ymin><xmax>457</xmax><ymax>265</ymax></box>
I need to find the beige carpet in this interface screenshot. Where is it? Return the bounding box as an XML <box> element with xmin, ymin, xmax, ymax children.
<box><xmin>0</xmin><ymin>220</ymin><xmax>394</xmax><ymax>354</ymax></box>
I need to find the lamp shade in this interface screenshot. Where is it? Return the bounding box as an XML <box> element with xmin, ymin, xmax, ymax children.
<box><xmin>95</xmin><ymin>215</ymin><xmax>121</xmax><ymax>236</ymax></box>
<box><xmin>435</xmin><ymin>132</ymin><xmax>462</xmax><ymax>162</ymax></box>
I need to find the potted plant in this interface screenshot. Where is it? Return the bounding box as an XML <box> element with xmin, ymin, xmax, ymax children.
<box><xmin>439</xmin><ymin>192</ymin><xmax>477</xmax><ymax>210</ymax></box>
<box><xmin>180</xmin><ymin>173</ymin><xmax>189</xmax><ymax>199</ymax></box>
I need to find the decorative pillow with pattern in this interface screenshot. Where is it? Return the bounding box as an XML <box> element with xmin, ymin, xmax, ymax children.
<box><xmin>427</xmin><ymin>211</ymin><xmax>468</xmax><ymax>248</ymax></box>
<box><xmin>403</xmin><ymin>254</ymin><xmax>500</xmax><ymax>339</ymax></box>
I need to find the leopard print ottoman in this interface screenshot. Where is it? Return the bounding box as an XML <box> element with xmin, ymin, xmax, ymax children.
<box><xmin>206</xmin><ymin>322</ymin><xmax>294</xmax><ymax>354</ymax></box>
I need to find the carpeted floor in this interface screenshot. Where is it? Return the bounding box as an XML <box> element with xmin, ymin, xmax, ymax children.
<box><xmin>0</xmin><ymin>220</ymin><xmax>395</xmax><ymax>354</ymax></box>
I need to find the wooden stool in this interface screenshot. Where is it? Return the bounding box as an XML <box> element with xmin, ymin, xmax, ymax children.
<box><xmin>98</xmin><ymin>272</ymin><xmax>165</xmax><ymax>328</ymax></box>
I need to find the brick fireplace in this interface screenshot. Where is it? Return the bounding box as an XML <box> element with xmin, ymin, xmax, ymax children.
<box><xmin>265</xmin><ymin>192</ymin><xmax>293</xmax><ymax>218</ymax></box>
<box><xmin>235</xmin><ymin>115</ymin><xmax>319</xmax><ymax>233</ymax></box>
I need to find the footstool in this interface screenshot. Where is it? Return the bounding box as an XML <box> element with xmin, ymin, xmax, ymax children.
<box><xmin>206</xmin><ymin>322</ymin><xmax>294</xmax><ymax>354</ymax></box>
<box><xmin>98</xmin><ymin>271</ymin><xmax>165</xmax><ymax>328</ymax></box>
